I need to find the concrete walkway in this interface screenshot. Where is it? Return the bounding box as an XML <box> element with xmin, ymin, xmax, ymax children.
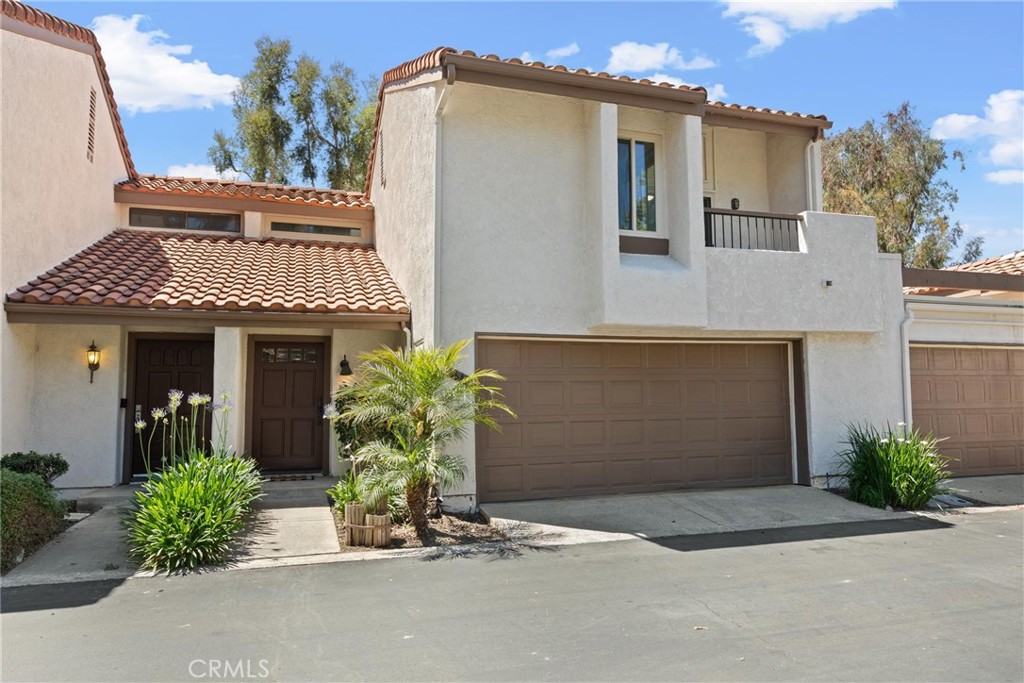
<box><xmin>948</xmin><ymin>474</ymin><xmax>1024</xmax><ymax>506</ymax></box>
<box><xmin>1</xmin><ymin>478</ymin><xmax>339</xmax><ymax>587</ymax></box>
<box><xmin>483</xmin><ymin>485</ymin><xmax>910</xmax><ymax>546</ymax></box>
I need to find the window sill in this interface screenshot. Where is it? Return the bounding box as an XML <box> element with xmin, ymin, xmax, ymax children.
<box><xmin>619</xmin><ymin>235</ymin><xmax>669</xmax><ymax>256</ymax></box>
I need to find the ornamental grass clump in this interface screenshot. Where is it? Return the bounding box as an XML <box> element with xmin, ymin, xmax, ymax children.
<box><xmin>839</xmin><ymin>423</ymin><xmax>950</xmax><ymax>510</ymax></box>
<box><xmin>125</xmin><ymin>452</ymin><xmax>263</xmax><ymax>571</ymax></box>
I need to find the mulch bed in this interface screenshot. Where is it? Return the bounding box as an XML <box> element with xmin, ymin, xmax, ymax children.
<box><xmin>331</xmin><ymin>507</ymin><xmax>506</xmax><ymax>552</ymax></box>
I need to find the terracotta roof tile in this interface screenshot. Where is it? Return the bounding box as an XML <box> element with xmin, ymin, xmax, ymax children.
<box><xmin>7</xmin><ymin>230</ymin><xmax>409</xmax><ymax>315</ymax></box>
<box><xmin>367</xmin><ymin>46</ymin><xmax>831</xmax><ymax>194</ymax></box>
<box><xmin>904</xmin><ymin>250</ymin><xmax>1024</xmax><ymax>295</ymax></box>
<box><xmin>117</xmin><ymin>175</ymin><xmax>371</xmax><ymax>209</ymax></box>
<box><xmin>2</xmin><ymin>0</ymin><xmax>135</xmax><ymax>176</ymax></box>
<box><xmin>946</xmin><ymin>250</ymin><xmax>1024</xmax><ymax>276</ymax></box>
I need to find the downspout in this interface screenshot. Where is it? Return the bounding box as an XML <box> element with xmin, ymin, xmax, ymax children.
<box><xmin>433</xmin><ymin>65</ymin><xmax>455</xmax><ymax>347</ymax></box>
<box><xmin>804</xmin><ymin>136</ymin><xmax>818</xmax><ymax>213</ymax></box>
<box><xmin>899</xmin><ymin>304</ymin><xmax>915</xmax><ymax>426</ymax></box>
<box><xmin>401</xmin><ymin>322</ymin><xmax>412</xmax><ymax>352</ymax></box>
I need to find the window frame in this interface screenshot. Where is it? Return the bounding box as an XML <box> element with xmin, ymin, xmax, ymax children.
<box><xmin>616</xmin><ymin>129</ymin><xmax>665</xmax><ymax>238</ymax></box>
<box><xmin>127</xmin><ymin>207</ymin><xmax>241</xmax><ymax>233</ymax></box>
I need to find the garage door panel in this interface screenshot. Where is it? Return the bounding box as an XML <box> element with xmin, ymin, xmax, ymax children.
<box><xmin>477</xmin><ymin>340</ymin><xmax>793</xmax><ymax>501</ymax></box>
<box><xmin>910</xmin><ymin>345</ymin><xmax>1024</xmax><ymax>477</ymax></box>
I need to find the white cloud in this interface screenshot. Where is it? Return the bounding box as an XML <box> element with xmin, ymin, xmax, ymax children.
<box><xmin>519</xmin><ymin>51</ymin><xmax>534</xmax><ymax>62</ymax></box>
<box><xmin>650</xmin><ymin>73</ymin><xmax>728</xmax><ymax>101</ymax></box>
<box><xmin>722</xmin><ymin>1</ymin><xmax>895</xmax><ymax>56</ymax></box>
<box><xmin>933</xmin><ymin>90</ymin><xmax>1024</xmax><ymax>185</ymax></box>
<box><xmin>166</xmin><ymin>163</ymin><xmax>239</xmax><ymax>181</ymax></box>
<box><xmin>91</xmin><ymin>14</ymin><xmax>239</xmax><ymax>114</ymax></box>
<box><xmin>607</xmin><ymin>42</ymin><xmax>716</xmax><ymax>73</ymax></box>
<box><xmin>546</xmin><ymin>42</ymin><xmax>580</xmax><ymax>60</ymax></box>
<box><xmin>984</xmin><ymin>170</ymin><xmax>1024</xmax><ymax>185</ymax></box>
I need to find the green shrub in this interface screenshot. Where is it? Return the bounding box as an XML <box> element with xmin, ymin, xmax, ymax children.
<box><xmin>1</xmin><ymin>469</ymin><xmax>67</xmax><ymax>572</ymax></box>
<box><xmin>125</xmin><ymin>452</ymin><xmax>263</xmax><ymax>571</ymax></box>
<box><xmin>1</xmin><ymin>452</ymin><xmax>69</xmax><ymax>485</ymax></box>
<box><xmin>839</xmin><ymin>423</ymin><xmax>950</xmax><ymax>510</ymax></box>
<box><xmin>327</xmin><ymin>469</ymin><xmax>361</xmax><ymax>511</ymax></box>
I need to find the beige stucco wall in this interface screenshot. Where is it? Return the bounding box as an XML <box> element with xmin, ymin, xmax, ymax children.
<box><xmin>1</xmin><ymin>27</ymin><xmax>128</xmax><ymax>457</ymax></box>
<box><xmin>709</xmin><ymin>127</ymin><xmax>770</xmax><ymax>212</ymax></box>
<box><xmin>705</xmin><ymin>214</ymin><xmax>903</xmax><ymax>332</ymax></box>
<box><xmin>371</xmin><ymin>82</ymin><xmax>438</xmax><ymax>345</ymax></box>
<box><xmin>369</xmin><ymin>79</ymin><xmax>910</xmax><ymax>508</ymax></box>
<box><xmin>27</xmin><ymin>324</ymin><xmax>123</xmax><ymax>488</ymax></box>
<box><xmin>25</xmin><ymin>321</ymin><xmax>401</xmax><ymax>488</ymax></box>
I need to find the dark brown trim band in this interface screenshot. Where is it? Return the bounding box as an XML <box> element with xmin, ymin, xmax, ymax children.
<box><xmin>619</xmin><ymin>235</ymin><xmax>670</xmax><ymax>256</ymax></box>
<box><xmin>5</xmin><ymin>303</ymin><xmax>410</xmax><ymax>329</ymax></box>
<box><xmin>902</xmin><ymin>268</ymin><xmax>1024</xmax><ymax>292</ymax></box>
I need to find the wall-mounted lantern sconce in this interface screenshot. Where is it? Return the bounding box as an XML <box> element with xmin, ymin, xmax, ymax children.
<box><xmin>338</xmin><ymin>355</ymin><xmax>353</xmax><ymax>376</ymax></box>
<box><xmin>86</xmin><ymin>341</ymin><xmax>100</xmax><ymax>383</ymax></box>
<box><xmin>731</xmin><ymin>197</ymin><xmax>741</xmax><ymax>211</ymax></box>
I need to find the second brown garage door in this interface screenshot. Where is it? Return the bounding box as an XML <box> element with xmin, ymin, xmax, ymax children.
<box><xmin>476</xmin><ymin>339</ymin><xmax>793</xmax><ymax>502</ymax></box>
<box><xmin>910</xmin><ymin>345</ymin><xmax>1024</xmax><ymax>477</ymax></box>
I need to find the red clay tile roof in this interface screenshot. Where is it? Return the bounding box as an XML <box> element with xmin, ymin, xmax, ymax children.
<box><xmin>947</xmin><ymin>250</ymin><xmax>1024</xmax><ymax>276</ymax></box>
<box><xmin>367</xmin><ymin>46</ymin><xmax>832</xmax><ymax>194</ymax></box>
<box><xmin>2</xmin><ymin>0</ymin><xmax>135</xmax><ymax>176</ymax></box>
<box><xmin>7</xmin><ymin>230</ymin><xmax>408</xmax><ymax>315</ymax></box>
<box><xmin>904</xmin><ymin>251</ymin><xmax>1024</xmax><ymax>295</ymax></box>
<box><xmin>118</xmin><ymin>175</ymin><xmax>371</xmax><ymax>209</ymax></box>
<box><xmin>382</xmin><ymin>47</ymin><xmax>710</xmax><ymax>95</ymax></box>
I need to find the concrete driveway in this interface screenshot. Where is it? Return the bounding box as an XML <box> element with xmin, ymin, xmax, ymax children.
<box><xmin>483</xmin><ymin>485</ymin><xmax>908</xmax><ymax>546</ymax></box>
<box><xmin>3</xmin><ymin>508</ymin><xmax>1021</xmax><ymax>682</ymax></box>
<box><xmin>949</xmin><ymin>475</ymin><xmax>1024</xmax><ymax>506</ymax></box>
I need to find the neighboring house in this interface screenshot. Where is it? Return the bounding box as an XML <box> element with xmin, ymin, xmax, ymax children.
<box><xmin>902</xmin><ymin>252</ymin><xmax>1024</xmax><ymax>478</ymax></box>
<box><xmin>2</xmin><ymin>2</ymin><xmax>1021</xmax><ymax>500</ymax></box>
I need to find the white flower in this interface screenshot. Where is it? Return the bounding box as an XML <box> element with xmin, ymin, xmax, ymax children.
<box><xmin>187</xmin><ymin>392</ymin><xmax>211</xmax><ymax>406</ymax></box>
<box><xmin>134</xmin><ymin>419</ymin><xmax>147</xmax><ymax>431</ymax></box>
<box><xmin>897</xmin><ymin>422</ymin><xmax>906</xmax><ymax>427</ymax></box>
<box><xmin>151</xmin><ymin>407</ymin><xmax>167</xmax><ymax>420</ymax></box>
<box><xmin>168</xmin><ymin>389</ymin><xmax>184</xmax><ymax>410</ymax></box>
<box><xmin>323</xmin><ymin>404</ymin><xmax>339</xmax><ymax>420</ymax></box>
<box><xmin>881</xmin><ymin>438</ymin><xmax>889</xmax><ymax>444</ymax></box>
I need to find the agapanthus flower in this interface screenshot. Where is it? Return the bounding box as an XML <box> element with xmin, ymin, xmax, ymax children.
<box><xmin>151</xmin><ymin>407</ymin><xmax>167</xmax><ymax>420</ymax></box>
<box><xmin>134</xmin><ymin>420</ymin><xmax>147</xmax><ymax>431</ymax></box>
<box><xmin>323</xmin><ymin>404</ymin><xmax>340</xmax><ymax>420</ymax></box>
<box><xmin>188</xmin><ymin>392</ymin><xmax>212</xmax><ymax>407</ymax></box>
<box><xmin>168</xmin><ymin>389</ymin><xmax>184</xmax><ymax>410</ymax></box>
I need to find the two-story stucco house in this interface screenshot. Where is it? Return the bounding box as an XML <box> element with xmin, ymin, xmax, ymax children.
<box><xmin>3</xmin><ymin>2</ymin><xmax>1021</xmax><ymax>503</ymax></box>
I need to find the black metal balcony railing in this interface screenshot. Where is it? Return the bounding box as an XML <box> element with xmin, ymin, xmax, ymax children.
<box><xmin>704</xmin><ymin>209</ymin><xmax>801</xmax><ymax>252</ymax></box>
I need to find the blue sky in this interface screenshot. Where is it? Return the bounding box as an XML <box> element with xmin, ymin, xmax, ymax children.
<box><xmin>40</xmin><ymin>1</ymin><xmax>1024</xmax><ymax>258</ymax></box>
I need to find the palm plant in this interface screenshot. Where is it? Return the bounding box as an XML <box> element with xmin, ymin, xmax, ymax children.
<box><xmin>343</xmin><ymin>340</ymin><xmax>514</xmax><ymax>536</ymax></box>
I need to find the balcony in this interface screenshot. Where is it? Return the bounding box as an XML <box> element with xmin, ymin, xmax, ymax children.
<box><xmin>704</xmin><ymin>208</ymin><xmax>801</xmax><ymax>252</ymax></box>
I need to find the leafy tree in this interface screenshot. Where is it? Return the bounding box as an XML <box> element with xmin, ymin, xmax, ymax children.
<box><xmin>342</xmin><ymin>341</ymin><xmax>515</xmax><ymax>537</ymax></box>
<box><xmin>822</xmin><ymin>102</ymin><xmax>983</xmax><ymax>268</ymax></box>
<box><xmin>209</xmin><ymin>37</ymin><xmax>377</xmax><ymax>190</ymax></box>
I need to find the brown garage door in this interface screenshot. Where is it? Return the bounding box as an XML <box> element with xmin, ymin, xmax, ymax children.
<box><xmin>910</xmin><ymin>345</ymin><xmax>1024</xmax><ymax>476</ymax></box>
<box><xmin>476</xmin><ymin>339</ymin><xmax>793</xmax><ymax>502</ymax></box>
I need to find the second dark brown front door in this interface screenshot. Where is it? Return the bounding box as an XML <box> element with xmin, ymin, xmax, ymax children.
<box><xmin>252</xmin><ymin>341</ymin><xmax>326</xmax><ymax>471</ymax></box>
<box><xmin>130</xmin><ymin>337</ymin><xmax>215</xmax><ymax>477</ymax></box>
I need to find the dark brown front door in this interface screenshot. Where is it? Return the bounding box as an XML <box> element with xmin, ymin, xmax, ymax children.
<box><xmin>252</xmin><ymin>341</ymin><xmax>326</xmax><ymax>471</ymax></box>
<box><xmin>129</xmin><ymin>337</ymin><xmax>215</xmax><ymax>477</ymax></box>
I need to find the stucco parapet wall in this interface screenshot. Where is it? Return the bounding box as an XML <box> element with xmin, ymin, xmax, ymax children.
<box><xmin>704</xmin><ymin>212</ymin><xmax>901</xmax><ymax>333</ymax></box>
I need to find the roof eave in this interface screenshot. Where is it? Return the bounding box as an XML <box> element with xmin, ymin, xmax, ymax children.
<box><xmin>4</xmin><ymin>302</ymin><xmax>411</xmax><ymax>329</ymax></box>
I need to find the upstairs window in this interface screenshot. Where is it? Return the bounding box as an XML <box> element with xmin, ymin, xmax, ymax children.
<box><xmin>270</xmin><ymin>222</ymin><xmax>361</xmax><ymax>237</ymax></box>
<box><xmin>618</xmin><ymin>136</ymin><xmax>657</xmax><ymax>233</ymax></box>
<box><xmin>129</xmin><ymin>208</ymin><xmax>240</xmax><ymax>233</ymax></box>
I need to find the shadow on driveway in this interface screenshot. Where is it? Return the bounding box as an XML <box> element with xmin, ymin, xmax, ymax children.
<box><xmin>650</xmin><ymin>515</ymin><xmax>952</xmax><ymax>553</ymax></box>
<box><xmin>1</xmin><ymin>577</ymin><xmax>128</xmax><ymax>614</ymax></box>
